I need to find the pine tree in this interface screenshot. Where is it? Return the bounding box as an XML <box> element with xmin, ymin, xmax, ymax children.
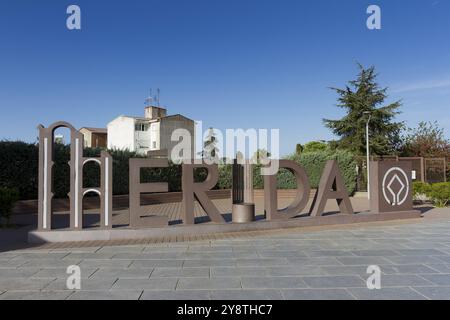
<box><xmin>201</xmin><ymin>127</ymin><xmax>219</xmax><ymax>162</ymax></box>
<box><xmin>323</xmin><ymin>64</ymin><xmax>403</xmax><ymax>156</ymax></box>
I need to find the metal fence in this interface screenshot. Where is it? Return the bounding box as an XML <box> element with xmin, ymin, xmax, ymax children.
<box><xmin>355</xmin><ymin>156</ymin><xmax>447</xmax><ymax>191</ymax></box>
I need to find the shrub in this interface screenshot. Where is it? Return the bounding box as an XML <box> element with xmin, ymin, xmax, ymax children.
<box><xmin>412</xmin><ymin>181</ymin><xmax>431</xmax><ymax>201</ymax></box>
<box><xmin>286</xmin><ymin>150</ymin><xmax>357</xmax><ymax>194</ymax></box>
<box><xmin>427</xmin><ymin>182</ymin><xmax>450</xmax><ymax>208</ymax></box>
<box><xmin>0</xmin><ymin>187</ymin><xmax>19</xmax><ymax>226</ymax></box>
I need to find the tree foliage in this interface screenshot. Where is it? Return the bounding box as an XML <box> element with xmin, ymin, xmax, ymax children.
<box><xmin>323</xmin><ymin>64</ymin><xmax>403</xmax><ymax>156</ymax></box>
<box><xmin>401</xmin><ymin>121</ymin><xmax>450</xmax><ymax>158</ymax></box>
<box><xmin>303</xmin><ymin>141</ymin><xmax>328</xmax><ymax>153</ymax></box>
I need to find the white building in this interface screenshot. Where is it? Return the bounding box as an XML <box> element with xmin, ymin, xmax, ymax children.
<box><xmin>107</xmin><ymin>105</ymin><xmax>195</xmax><ymax>157</ymax></box>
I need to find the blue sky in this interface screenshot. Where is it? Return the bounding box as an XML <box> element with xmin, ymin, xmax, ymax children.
<box><xmin>0</xmin><ymin>0</ymin><xmax>449</xmax><ymax>155</ymax></box>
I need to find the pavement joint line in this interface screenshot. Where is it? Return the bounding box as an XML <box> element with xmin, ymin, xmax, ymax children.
<box><xmin>65</xmin><ymin>291</ymin><xmax>76</xmax><ymax>300</ymax></box>
<box><xmin>345</xmin><ymin>288</ymin><xmax>358</xmax><ymax>300</ymax></box>
<box><xmin>409</xmin><ymin>286</ymin><xmax>430</xmax><ymax>300</ymax></box>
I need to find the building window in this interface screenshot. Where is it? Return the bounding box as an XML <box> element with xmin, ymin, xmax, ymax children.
<box><xmin>135</xmin><ymin>123</ymin><xmax>149</xmax><ymax>131</ymax></box>
<box><xmin>152</xmin><ymin>141</ymin><xmax>157</xmax><ymax>149</ymax></box>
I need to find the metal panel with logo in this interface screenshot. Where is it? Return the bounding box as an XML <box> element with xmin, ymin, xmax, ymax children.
<box><xmin>369</xmin><ymin>161</ymin><xmax>414</xmax><ymax>214</ymax></box>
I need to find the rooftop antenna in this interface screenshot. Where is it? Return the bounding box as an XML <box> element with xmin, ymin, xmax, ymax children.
<box><xmin>145</xmin><ymin>88</ymin><xmax>153</xmax><ymax>106</ymax></box>
<box><xmin>156</xmin><ymin>88</ymin><xmax>161</xmax><ymax>107</ymax></box>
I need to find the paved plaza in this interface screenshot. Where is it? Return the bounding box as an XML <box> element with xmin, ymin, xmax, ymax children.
<box><xmin>1</xmin><ymin>207</ymin><xmax>450</xmax><ymax>300</ymax></box>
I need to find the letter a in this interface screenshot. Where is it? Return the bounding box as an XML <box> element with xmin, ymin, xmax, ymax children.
<box><xmin>310</xmin><ymin>160</ymin><xmax>354</xmax><ymax>216</ymax></box>
<box><xmin>366</xmin><ymin>5</ymin><xmax>381</xmax><ymax>30</ymax></box>
<box><xmin>66</xmin><ymin>5</ymin><xmax>81</xmax><ymax>30</ymax></box>
<box><xmin>366</xmin><ymin>265</ymin><xmax>381</xmax><ymax>290</ymax></box>
<box><xmin>66</xmin><ymin>265</ymin><xmax>81</xmax><ymax>290</ymax></box>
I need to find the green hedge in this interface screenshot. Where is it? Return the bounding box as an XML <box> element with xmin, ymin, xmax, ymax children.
<box><xmin>286</xmin><ymin>150</ymin><xmax>357</xmax><ymax>194</ymax></box>
<box><xmin>0</xmin><ymin>141</ymin><xmax>39</xmax><ymax>200</ymax></box>
<box><xmin>0</xmin><ymin>142</ymin><xmax>208</xmax><ymax>200</ymax></box>
<box><xmin>0</xmin><ymin>187</ymin><xmax>19</xmax><ymax>225</ymax></box>
<box><xmin>0</xmin><ymin>141</ymin><xmax>357</xmax><ymax>200</ymax></box>
<box><xmin>217</xmin><ymin>150</ymin><xmax>357</xmax><ymax>194</ymax></box>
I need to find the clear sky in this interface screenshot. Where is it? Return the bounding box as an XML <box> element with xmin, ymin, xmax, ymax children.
<box><xmin>1</xmin><ymin>0</ymin><xmax>449</xmax><ymax>155</ymax></box>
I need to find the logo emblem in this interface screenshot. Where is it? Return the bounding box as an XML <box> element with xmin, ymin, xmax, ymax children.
<box><xmin>382</xmin><ymin>167</ymin><xmax>409</xmax><ymax>206</ymax></box>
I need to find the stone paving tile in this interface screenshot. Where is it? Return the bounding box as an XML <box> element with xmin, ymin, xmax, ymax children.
<box><xmin>95</xmin><ymin>246</ymin><xmax>144</xmax><ymax>254</ymax></box>
<box><xmin>8</xmin><ymin>252</ymin><xmax>70</xmax><ymax>260</ymax></box>
<box><xmin>402</xmin><ymin>242</ymin><xmax>450</xmax><ymax>250</ymax></box>
<box><xmin>350</xmin><ymin>250</ymin><xmax>401</xmax><ymax>257</ymax></box>
<box><xmin>89</xmin><ymin>268</ymin><xmax>153</xmax><ymax>279</ymax></box>
<box><xmin>79</xmin><ymin>259</ymin><xmax>133</xmax><ymax>269</ymax></box>
<box><xmin>287</xmin><ymin>257</ymin><xmax>343</xmax><ymax>266</ymax></box>
<box><xmin>282</xmin><ymin>288</ymin><xmax>355</xmax><ymax>300</ymax></box>
<box><xmin>183</xmin><ymin>259</ymin><xmax>235</xmax><ymax>268</ymax></box>
<box><xmin>419</xmin><ymin>274</ymin><xmax>450</xmax><ymax>286</ymax></box>
<box><xmin>31</xmin><ymin>267</ymin><xmax>97</xmax><ymax>279</ymax></box>
<box><xmin>141</xmin><ymin>290</ymin><xmax>210</xmax><ymax>300</ymax></box>
<box><xmin>0</xmin><ymin>268</ymin><xmax>40</xmax><ymax>278</ymax></box>
<box><xmin>50</xmin><ymin>247</ymin><xmax>102</xmax><ymax>253</ymax></box>
<box><xmin>241</xmin><ymin>277</ymin><xmax>308</xmax><ymax>289</ymax></box>
<box><xmin>301</xmin><ymin>275</ymin><xmax>366</xmax><ymax>288</ymax></box>
<box><xmin>266</xmin><ymin>266</ymin><xmax>328</xmax><ymax>277</ymax></box>
<box><xmin>425</xmin><ymin>264</ymin><xmax>450</xmax><ymax>273</ymax></box>
<box><xmin>112</xmin><ymin>278</ymin><xmax>177</xmax><ymax>291</ymax></box>
<box><xmin>130</xmin><ymin>259</ymin><xmax>184</xmax><ymax>269</ymax></box>
<box><xmin>320</xmin><ymin>266</ymin><xmax>370</xmax><ymax>276</ymax></box>
<box><xmin>112</xmin><ymin>252</ymin><xmax>185</xmax><ymax>260</ymax></box>
<box><xmin>0</xmin><ymin>253</ymin><xmax>19</xmax><ymax>259</ymax></box>
<box><xmin>232</xmin><ymin>252</ymin><xmax>259</xmax><ymax>259</ymax></box>
<box><xmin>43</xmin><ymin>278</ymin><xmax>117</xmax><ymax>291</ymax></box>
<box><xmin>435</xmin><ymin>256</ymin><xmax>450</xmax><ymax>263</ymax></box>
<box><xmin>150</xmin><ymin>267</ymin><xmax>209</xmax><ymax>278</ymax></box>
<box><xmin>187</xmin><ymin>245</ymin><xmax>232</xmax><ymax>252</ymax></box>
<box><xmin>262</xmin><ymin>245</ymin><xmax>324</xmax><ymax>251</ymax></box>
<box><xmin>257</xmin><ymin>250</ymin><xmax>307</xmax><ymax>258</ymax></box>
<box><xmin>379</xmin><ymin>275</ymin><xmax>435</xmax><ymax>287</ymax></box>
<box><xmin>20</xmin><ymin>259</ymin><xmax>83</xmax><ymax>268</ymax></box>
<box><xmin>385</xmin><ymin>256</ymin><xmax>444</xmax><ymax>265</ymax></box>
<box><xmin>0</xmin><ymin>290</ymin><xmax>73</xmax><ymax>300</ymax></box>
<box><xmin>413</xmin><ymin>286</ymin><xmax>450</xmax><ymax>300</ymax></box>
<box><xmin>0</xmin><ymin>278</ymin><xmax>53</xmax><ymax>291</ymax></box>
<box><xmin>142</xmin><ymin>247</ymin><xmax>188</xmax><ymax>253</ymax></box>
<box><xmin>379</xmin><ymin>264</ymin><xmax>439</xmax><ymax>275</ymax></box>
<box><xmin>235</xmin><ymin>258</ymin><xmax>288</xmax><ymax>267</ymax></box>
<box><xmin>211</xmin><ymin>267</ymin><xmax>268</xmax><ymax>277</ymax></box>
<box><xmin>210</xmin><ymin>289</ymin><xmax>283</xmax><ymax>300</ymax></box>
<box><xmin>336</xmin><ymin>256</ymin><xmax>394</xmax><ymax>266</ymax></box>
<box><xmin>177</xmin><ymin>278</ymin><xmax>242</xmax><ymax>290</ymax></box>
<box><xmin>68</xmin><ymin>290</ymin><xmax>143</xmax><ymax>300</ymax></box>
<box><xmin>0</xmin><ymin>259</ymin><xmax>29</xmax><ymax>268</ymax></box>
<box><xmin>183</xmin><ymin>252</ymin><xmax>235</xmax><ymax>260</ymax></box>
<box><xmin>305</xmin><ymin>250</ymin><xmax>355</xmax><ymax>257</ymax></box>
<box><xmin>348</xmin><ymin>287</ymin><xmax>427</xmax><ymax>300</ymax></box>
<box><xmin>63</xmin><ymin>253</ymin><xmax>115</xmax><ymax>260</ymax></box>
<box><xmin>395</xmin><ymin>249</ymin><xmax>447</xmax><ymax>256</ymax></box>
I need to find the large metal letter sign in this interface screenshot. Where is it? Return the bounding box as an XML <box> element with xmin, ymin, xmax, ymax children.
<box><xmin>38</xmin><ymin>122</ymin><xmax>112</xmax><ymax>231</ymax></box>
<box><xmin>182</xmin><ymin>163</ymin><xmax>224</xmax><ymax>224</ymax></box>
<box><xmin>310</xmin><ymin>160</ymin><xmax>354</xmax><ymax>216</ymax></box>
<box><xmin>264</xmin><ymin>160</ymin><xmax>311</xmax><ymax>220</ymax></box>
<box><xmin>129</xmin><ymin>158</ymin><xmax>169</xmax><ymax>228</ymax></box>
<box><xmin>369</xmin><ymin>161</ymin><xmax>415</xmax><ymax>214</ymax></box>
